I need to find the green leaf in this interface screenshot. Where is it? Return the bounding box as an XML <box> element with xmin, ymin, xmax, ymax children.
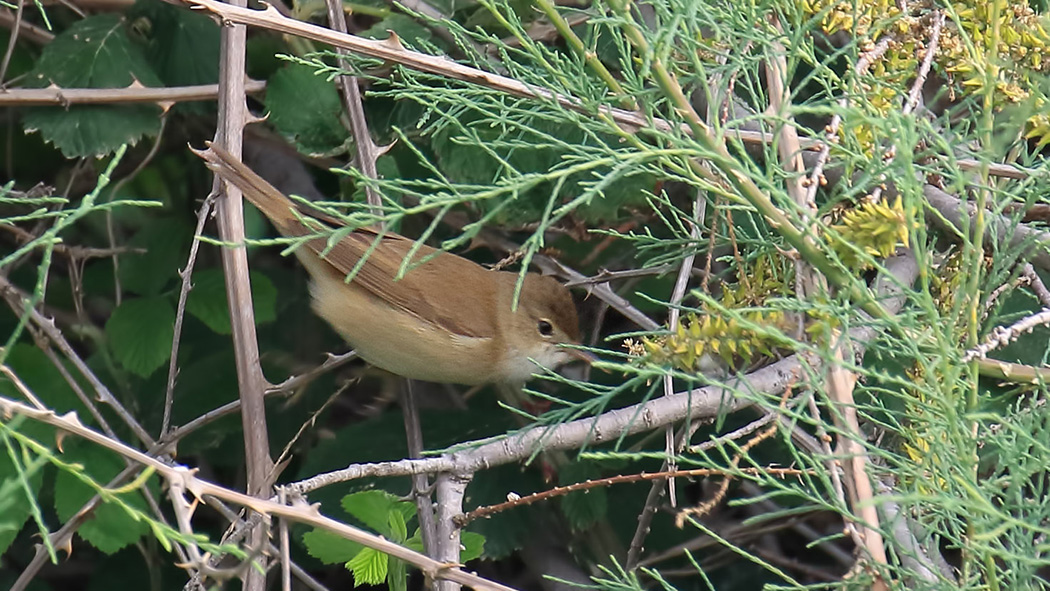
<box><xmin>388</xmin><ymin>557</ymin><xmax>408</xmax><ymax>591</ymax></box>
<box><xmin>53</xmin><ymin>445</ymin><xmax>150</xmax><ymax>554</ymax></box>
<box><xmin>465</xmin><ymin>463</ymin><xmax>543</xmax><ymax>558</ymax></box>
<box><xmin>119</xmin><ymin>217</ymin><xmax>191</xmax><ymax>296</ymax></box>
<box><xmin>341</xmin><ymin>490</ymin><xmax>415</xmax><ymax>537</ymax></box>
<box><xmin>558</xmin><ymin>460</ymin><xmax>607</xmax><ymax>531</ymax></box>
<box><xmin>387</xmin><ymin>505</ymin><xmax>408</xmax><ymax>543</ymax></box>
<box><xmin>460</xmin><ymin>531</ymin><xmax>485</xmax><ymax>562</ymax></box>
<box><xmin>185</xmin><ymin>269</ymin><xmax>277</xmax><ymax>334</ymax></box>
<box><xmin>346</xmin><ymin>546</ymin><xmax>388</xmax><ymax>586</ymax></box>
<box><xmin>0</xmin><ymin>344</ymin><xmax>89</xmax><ymax>426</ymax></box>
<box><xmin>26</xmin><ymin>15</ymin><xmax>161</xmax><ymax>88</ymax></box>
<box><xmin>22</xmin><ymin>105</ymin><xmax>161</xmax><ymax>159</ymax></box>
<box><xmin>265</xmin><ymin>63</ymin><xmax>349</xmax><ymax>156</ymax></box>
<box><xmin>0</xmin><ymin>434</ymin><xmax>46</xmax><ymax>556</ymax></box>
<box><xmin>302</xmin><ymin>528</ymin><xmax>363</xmax><ymax>564</ymax></box>
<box><xmin>105</xmin><ymin>297</ymin><xmax>175</xmax><ymax>378</ymax></box>
<box><xmin>21</xmin><ymin>14</ymin><xmax>162</xmax><ymax>157</ymax></box>
<box><xmin>128</xmin><ymin>0</ymin><xmax>220</xmax><ymax>87</ymax></box>
<box><xmin>404</xmin><ymin>530</ymin><xmax>484</xmax><ymax>563</ymax></box>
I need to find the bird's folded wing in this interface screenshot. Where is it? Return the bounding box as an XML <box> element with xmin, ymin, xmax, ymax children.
<box><xmin>198</xmin><ymin>143</ymin><xmax>498</xmax><ymax>340</ymax></box>
<box><xmin>307</xmin><ymin>228</ymin><xmax>499</xmax><ymax>339</ymax></box>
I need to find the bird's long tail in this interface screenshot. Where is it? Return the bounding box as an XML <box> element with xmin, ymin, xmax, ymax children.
<box><xmin>195</xmin><ymin>142</ymin><xmax>303</xmax><ymax>236</ymax></box>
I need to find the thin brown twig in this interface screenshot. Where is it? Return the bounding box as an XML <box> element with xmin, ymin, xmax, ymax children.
<box><xmin>323</xmin><ymin>0</ymin><xmax>382</xmax><ymax>215</ymax></box>
<box><xmin>0</xmin><ymin>225</ymin><xmax>145</xmax><ymax>259</ymax></box>
<box><xmin>562</xmin><ymin>263</ymin><xmax>678</xmax><ymax>287</ymax></box>
<box><xmin>402</xmin><ymin>380</ymin><xmax>437</xmax><ymax>557</ymax></box>
<box><xmin>0</xmin><ymin>394</ymin><xmax>522</xmax><ymax>591</ymax></box>
<box><xmin>213</xmin><ymin>6</ymin><xmax>272</xmax><ymax>590</ymax></box>
<box><xmin>203</xmin><ymin>497</ymin><xmax>332</xmax><ymax>591</ymax></box>
<box><xmin>661</xmin><ymin>193</ymin><xmax>707</xmax><ymax>508</ymax></box>
<box><xmin>458</xmin><ymin>465</ymin><xmax>810</xmax><ymax>526</ymax></box>
<box><xmin>826</xmin><ymin>337</ymin><xmax>887</xmax><ymax>567</ymax></box>
<box><xmin>0</xmin><ymin>275</ymin><xmax>157</xmax><ymax>447</ymax></box>
<box><xmin>903</xmin><ymin>11</ymin><xmax>945</xmax><ymax>116</ymax></box>
<box><xmin>178</xmin><ymin>0</ymin><xmax>1030</xmax><ymax>182</ymax></box>
<box><xmin>803</xmin><ymin>37</ymin><xmax>894</xmax><ymax>206</ymax></box>
<box><xmin>0</xmin><ymin>0</ymin><xmax>25</xmax><ymax>85</ymax></box>
<box><xmin>0</xmin><ymin>80</ymin><xmax>268</xmax><ymax>105</ymax></box>
<box><xmin>107</xmin><ymin>115</ymin><xmax>169</xmax><ymax>307</ymax></box>
<box><xmin>674</xmin><ymin>384</ymin><xmax>790</xmax><ymax>527</ymax></box>
<box><xmin>163</xmin><ymin>194</ymin><xmax>216</xmax><ymax>436</ymax></box>
<box><xmin>1022</xmin><ymin>264</ymin><xmax>1050</xmax><ymax>308</ymax></box>
<box><xmin>0</xmin><ymin>6</ymin><xmax>53</xmax><ymax>45</ymax></box>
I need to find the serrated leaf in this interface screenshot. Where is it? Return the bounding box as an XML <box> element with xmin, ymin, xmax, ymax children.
<box><xmin>346</xmin><ymin>546</ymin><xmax>388</xmax><ymax>586</ymax></box>
<box><xmin>53</xmin><ymin>445</ymin><xmax>151</xmax><ymax>554</ymax></box>
<box><xmin>341</xmin><ymin>490</ymin><xmax>415</xmax><ymax>537</ymax></box>
<box><xmin>302</xmin><ymin>528</ymin><xmax>363</xmax><ymax>564</ymax></box>
<box><xmin>558</xmin><ymin>460</ymin><xmax>607</xmax><ymax>530</ymax></box>
<box><xmin>265</xmin><ymin>63</ymin><xmax>349</xmax><ymax>156</ymax></box>
<box><xmin>21</xmin><ymin>14</ymin><xmax>162</xmax><ymax>157</ymax></box>
<box><xmin>105</xmin><ymin>297</ymin><xmax>175</xmax><ymax>378</ymax></box>
<box><xmin>22</xmin><ymin>105</ymin><xmax>161</xmax><ymax>158</ymax></box>
<box><xmin>26</xmin><ymin>15</ymin><xmax>161</xmax><ymax>88</ymax></box>
<box><xmin>185</xmin><ymin>269</ymin><xmax>277</xmax><ymax>334</ymax></box>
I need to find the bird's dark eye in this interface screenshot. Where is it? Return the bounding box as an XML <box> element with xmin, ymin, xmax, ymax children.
<box><xmin>537</xmin><ymin>319</ymin><xmax>554</xmax><ymax>337</ymax></box>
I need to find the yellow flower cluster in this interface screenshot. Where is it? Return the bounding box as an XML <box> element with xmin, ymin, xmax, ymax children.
<box><xmin>804</xmin><ymin>0</ymin><xmax>1050</xmax><ymax>145</ymax></box>
<box><xmin>640</xmin><ymin>308</ymin><xmax>789</xmax><ymax>372</ymax></box>
<box><xmin>634</xmin><ymin>255</ymin><xmax>793</xmax><ymax>372</ymax></box>
<box><xmin>828</xmin><ymin>195</ymin><xmax>911</xmax><ymax>270</ymax></box>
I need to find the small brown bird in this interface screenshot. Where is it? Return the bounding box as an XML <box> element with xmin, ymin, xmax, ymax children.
<box><xmin>199</xmin><ymin>144</ymin><xmax>587</xmax><ymax>386</ymax></box>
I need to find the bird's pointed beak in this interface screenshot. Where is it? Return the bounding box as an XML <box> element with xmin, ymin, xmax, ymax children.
<box><xmin>564</xmin><ymin>347</ymin><xmax>599</xmax><ymax>365</ymax></box>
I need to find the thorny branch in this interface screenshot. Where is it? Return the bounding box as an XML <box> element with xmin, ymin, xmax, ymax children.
<box><xmin>0</xmin><ymin>393</ymin><xmax>520</xmax><ymax>591</ymax></box>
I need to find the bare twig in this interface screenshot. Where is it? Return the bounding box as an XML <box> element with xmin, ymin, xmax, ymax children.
<box><xmin>625</xmin><ymin>193</ymin><xmax>707</xmax><ymax>568</ymax></box>
<box><xmin>562</xmin><ymin>264</ymin><xmax>679</xmax><ymax>287</ymax></box>
<box><xmin>0</xmin><ymin>275</ymin><xmax>156</xmax><ymax>447</ymax></box>
<box><xmin>0</xmin><ymin>224</ymin><xmax>145</xmax><ymax>259</ymax></box>
<box><xmin>0</xmin><ymin>0</ymin><xmax>25</xmax><ymax>85</ymax></box>
<box><xmin>402</xmin><ymin>380</ymin><xmax>437</xmax><ymax>557</ymax></box>
<box><xmin>434</xmin><ymin>471</ymin><xmax>472</xmax><ymax>591</ymax></box>
<box><xmin>163</xmin><ymin>195</ymin><xmax>216</xmax><ymax>435</ymax></box>
<box><xmin>826</xmin><ymin>339</ymin><xmax>887</xmax><ymax>567</ymax></box>
<box><xmin>213</xmin><ymin>6</ymin><xmax>272</xmax><ymax>590</ymax></box>
<box><xmin>459</xmin><ymin>465</ymin><xmax>809</xmax><ymax>526</ymax></box>
<box><xmin>902</xmin><ymin>11</ymin><xmax>945</xmax><ymax>116</ymax></box>
<box><xmin>322</xmin><ymin>0</ymin><xmax>382</xmax><ymax>215</ymax></box>
<box><xmin>0</xmin><ymin>80</ymin><xmax>267</xmax><ymax>106</ymax></box>
<box><xmin>0</xmin><ymin>6</ymin><xmax>53</xmax><ymax>45</ymax></box>
<box><xmin>1022</xmin><ymin>264</ymin><xmax>1050</xmax><ymax>308</ymax></box>
<box><xmin>0</xmin><ymin>393</ymin><xmax>521</xmax><ymax>591</ymax></box>
<box><xmin>107</xmin><ymin>115</ymin><xmax>169</xmax><ymax>305</ymax></box>
<box><xmin>963</xmin><ymin>308</ymin><xmax>1050</xmax><ymax>362</ymax></box>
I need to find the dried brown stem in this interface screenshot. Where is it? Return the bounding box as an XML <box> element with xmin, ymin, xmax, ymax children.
<box><xmin>163</xmin><ymin>195</ymin><xmax>215</xmax><ymax>436</ymax></box>
<box><xmin>458</xmin><ymin>465</ymin><xmax>808</xmax><ymax>526</ymax></box>
<box><xmin>213</xmin><ymin>7</ymin><xmax>272</xmax><ymax>590</ymax></box>
<box><xmin>0</xmin><ymin>80</ymin><xmax>266</xmax><ymax>106</ymax></box>
<box><xmin>0</xmin><ymin>393</ymin><xmax>521</xmax><ymax>591</ymax></box>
